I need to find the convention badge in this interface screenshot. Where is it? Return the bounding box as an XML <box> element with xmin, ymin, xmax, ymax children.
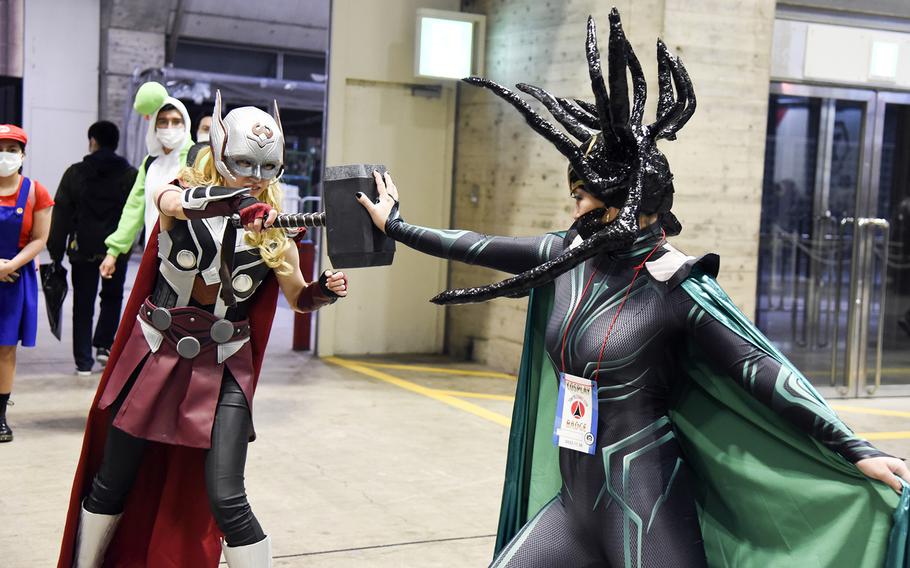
<box><xmin>553</xmin><ymin>372</ymin><xmax>598</xmax><ymax>455</ymax></box>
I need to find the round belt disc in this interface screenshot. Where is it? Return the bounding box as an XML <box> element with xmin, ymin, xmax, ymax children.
<box><xmin>151</xmin><ymin>307</ymin><xmax>172</xmax><ymax>331</ymax></box>
<box><xmin>232</xmin><ymin>274</ymin><xmax>253</xmax><ymax>294</ymax></box>
<box><xmin>176</xmin><ymin>336</ymin><xmax>201</xmax><ymax>359</ymax></box>
<box><xmin>210</xmin><ymin>319</ymin><xmax>235</xmax><ymax>343</ymax></box>
<box><xmin>176</xmin><ymin>249</ymin><xmax>197</xmax><ymax>269</ymax></box>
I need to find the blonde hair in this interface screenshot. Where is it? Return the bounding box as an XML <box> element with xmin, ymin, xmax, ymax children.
<box><xmin>179</xmin><ymin>147</ymin><xmax>292</xmax><ymax>275</ymax></box>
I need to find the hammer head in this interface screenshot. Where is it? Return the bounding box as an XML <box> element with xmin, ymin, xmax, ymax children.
<box><xmin>323</xmin><ymin>164</ymin><xmax>396</xmax><ymax>268</ymax></box>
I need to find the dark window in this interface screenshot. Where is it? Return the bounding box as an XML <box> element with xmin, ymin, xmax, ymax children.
<box><xmin>175</xmin><ymin>41</ymin><xmax>277</xmax><ymax>77</ymax></box>
<box><xmin>0</xmin><ymin>77</ymin><xmax>22</xmax><ymax>125</ymax></box>
<box><xmin>283</xmin><ymin>54</ymin><xmax>325</xmax><ymax>81</ymax></box>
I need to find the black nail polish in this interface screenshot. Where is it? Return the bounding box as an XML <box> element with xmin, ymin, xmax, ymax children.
<box><xmin>355</xmin><ymin>192</ymin><xmax>363</xmax><ymax>198</ymax></box>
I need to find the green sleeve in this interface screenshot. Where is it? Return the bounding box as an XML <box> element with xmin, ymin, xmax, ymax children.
<box><xmin>104</xmin><ymin>158</ymin><xmax>148</xmax><ymax>257</ymax></box>
<box><xmin>179</xmin><ymin>138</ymin><xmax>193</xmax><ymax>165</ymax></box>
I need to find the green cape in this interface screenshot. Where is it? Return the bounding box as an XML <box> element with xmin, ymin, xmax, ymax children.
<box><xmin>495</xmin><ymin>270</ymin><xmax>909</xmax><ymax>567</ymax></box>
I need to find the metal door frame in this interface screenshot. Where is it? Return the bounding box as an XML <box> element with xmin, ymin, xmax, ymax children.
<box><xmin>770</xmin><ymin>83</ymin><xmax>910</xmax><ymax>397</ymax></box>
<box><xmin>860</xmin><ymin>90</ymin><xmax>910</xmax><ymax>396</ymax></box>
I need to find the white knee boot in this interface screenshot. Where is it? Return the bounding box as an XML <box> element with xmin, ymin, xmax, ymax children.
<box><xmin>222</xmin><ymin>535</ymin><xmax>272</xmax><ymax>568</ymax></box>
<box><xmin>73</xmin><ymin>505</ymin><xmax>122</xmax><ymax>568</ymax></box>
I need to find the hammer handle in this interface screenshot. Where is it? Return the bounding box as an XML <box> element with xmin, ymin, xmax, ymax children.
<box><xmin>231</xmin><ymin>211</ymin><xmax>326</xmax><ymax>229</ymax></box>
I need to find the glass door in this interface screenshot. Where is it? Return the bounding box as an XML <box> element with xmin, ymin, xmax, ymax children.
<box><xmin>755</xmin><ymin>84</ymin><xmax>910</xmax><ymax>397</ymax></box>
<box><xmin>756</xmin><ymin>85</ymin><xmax>872</xmax><ymax>397</ymax></box>
<box><xmin>863</xmin><ymin>93</ymin><xmax>910</xmax><ymax>395</ymax></box>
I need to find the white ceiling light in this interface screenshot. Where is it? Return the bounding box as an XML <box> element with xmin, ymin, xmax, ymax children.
<box><xmin>869</xmin><ymin>40</ymin><xmax>899</xmax><ymax>81</ymax></box>
<box><xmin>415</xmin><ymin>9</ymin><xmax>485</xmax><ymax>81</ymax></box>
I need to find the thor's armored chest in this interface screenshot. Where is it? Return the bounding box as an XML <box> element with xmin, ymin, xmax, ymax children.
<box><xmin>151</xmin><ymin>217</ymin><xmax>272</xmax><ymax>320</ymax></box>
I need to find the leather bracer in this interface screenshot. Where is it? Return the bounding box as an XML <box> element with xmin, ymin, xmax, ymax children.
<box><xmin>295</xmin><ymin>270</ymin><xmax>342</xmax><ymax>312</ymax></box>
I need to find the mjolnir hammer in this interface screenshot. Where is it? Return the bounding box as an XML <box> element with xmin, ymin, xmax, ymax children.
<box><xmin>230</xmin><ymin>163</ymin><xmax>395</xmax><ymax>268</ymax></box>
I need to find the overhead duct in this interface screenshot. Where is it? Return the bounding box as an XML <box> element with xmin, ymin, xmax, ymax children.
<box><xmin>121</xmin><ymin>66</ymin><xmax>325</xmax><ymax>167</ymax></box>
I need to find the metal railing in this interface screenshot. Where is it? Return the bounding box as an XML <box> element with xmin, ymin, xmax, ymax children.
<box><xmin>760</xmin><ymin>216</ymin><xmax>893</xmax><ymax>394</ymax></box>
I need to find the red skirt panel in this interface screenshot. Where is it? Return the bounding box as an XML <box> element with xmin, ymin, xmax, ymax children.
<box><xmin>98</xmin><ymin>299</ymin><xmax>254</xmax><ymax>449</ymax></box>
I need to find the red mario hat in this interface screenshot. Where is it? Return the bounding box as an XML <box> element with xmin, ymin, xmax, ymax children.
<box><xmin>0</xmin><ymin>124</ymin><xmax>27</xmax><ymax>146</ymax></box>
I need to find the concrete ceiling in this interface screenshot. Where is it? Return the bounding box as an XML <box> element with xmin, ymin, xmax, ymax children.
<box><xmin>779</xmin><ymin>0</ymin><xmax>910</xmax><ymax>20</ymax></box>
<box><xmin>104</xmin><ymin>0</ymin><xmax>329</xmax><ymax>53</ymax></box>
<box><xmin>178</xmin><ymin>0</ymin><xmax>329</xmax><ymax>52</ymax></box>
<box><xmin>184</xmin><ymin>0</ymin><xmax>329</xmax><ymax>29</ymax></box>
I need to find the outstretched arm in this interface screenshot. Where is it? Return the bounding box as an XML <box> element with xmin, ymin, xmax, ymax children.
<box><xmin>153</xmin><ymin>183</ymin><xmax>278</xmax><ymax>231</ymax></box>
<box><xmin>357</xmin><ymin>171</ymin><xmax>562</xmax><ymax>274</ymax></box>
<box><xmin>676</xmin><ymin>289</ymin><xmax>910</xmax><ymax>492</ymax></box>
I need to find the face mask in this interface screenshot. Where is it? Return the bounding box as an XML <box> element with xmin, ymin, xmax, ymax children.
<box><xmin>156</xmin><ymin>127</ymin><xmax>185</xmax><ymax>150</ymax></box>
<box><xmin>0</xmin><ymin>152</ymin><xmax>22</xmax><ymax>177</ymax></box>
<box><xmin>574</xmin><ymin>207</ymin><xmax>609</xmax><ymax>239</ymax></box>
<box><xmin>196</xmin><ymin>131</ymin><xmax>209</xmax><ymax>143</ymax></box>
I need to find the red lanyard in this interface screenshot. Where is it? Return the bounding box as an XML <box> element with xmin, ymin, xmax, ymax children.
<box><xmin>559</xmin><ymin>229</ymin><xmax>666</xmax><ymax>378</ymax></box>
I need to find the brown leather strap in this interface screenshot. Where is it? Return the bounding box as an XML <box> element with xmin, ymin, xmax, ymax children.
<box><xmin>218</xmin><ymin>224</ymin><xmax>237</xmax><ymax>306</ymax></box>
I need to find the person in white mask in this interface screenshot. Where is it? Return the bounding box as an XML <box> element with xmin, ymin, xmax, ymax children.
<box><xmin>0</xmin><ymin>124</ymin><xmax>54</xmax><ymax>444</ymax></box>
<box><xmin>99</xmin><ymin>87</ymin><xmax>193</xmax><ymax>281</ymax></box>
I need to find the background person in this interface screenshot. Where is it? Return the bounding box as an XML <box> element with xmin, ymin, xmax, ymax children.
<box><xmin>186</xmin><ymin>113</ymin><xmax>213</xmax><ymax>166</ymax></box>
<box><xmin>195</xmin><ymin>114</ymin><xmax>212</xmax><ymax>142</ymax></box>
<box><xmin>98</xmin><ymin>83</ymin><xmax>193</xmax><ymax>282</ymax></box>
<box><xmin>0</xmin><ymin>124</ymin><xmax>53</xmax><ymax>443</ymax></box>
<box><xmin>48</xmin><ymin>121</ymin><xmax>137</xmax><ymax>374</ymax></box>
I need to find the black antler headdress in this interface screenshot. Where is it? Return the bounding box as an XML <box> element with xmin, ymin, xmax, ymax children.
<box><xmin>431</xmin><ymin>7</ymin><xmax>696</xmax><ymax>305</ymax></box>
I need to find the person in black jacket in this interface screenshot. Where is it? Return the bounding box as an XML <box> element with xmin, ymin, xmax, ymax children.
<box><xmin>48</xmin><ymin>121</ymin><xmax>137</xmax><ymax>375</ymax></box>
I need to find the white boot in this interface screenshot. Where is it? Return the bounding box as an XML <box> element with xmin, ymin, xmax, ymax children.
<box><xmin>74</xmin><ymin>505</ymin><xmax>122</xmax><ymax>568</ymax></box>
<box><xmin>222</xmin><ymin>535</ymin><xmax>272</xmax><ymax>567</ymax></box>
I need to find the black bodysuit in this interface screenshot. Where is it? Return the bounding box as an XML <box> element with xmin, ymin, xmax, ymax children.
<box><xmin>387</xmin><ymin>219</ymin><xmax>885</xmax><ymax>568</ymax></box>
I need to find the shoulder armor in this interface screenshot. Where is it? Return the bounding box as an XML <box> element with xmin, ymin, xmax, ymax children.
<box><xmin>645</xmin><ymin>243</ymin><xmax>719</xmax><ymax>289</ymax></box>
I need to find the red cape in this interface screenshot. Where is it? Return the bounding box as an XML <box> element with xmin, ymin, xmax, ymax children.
<box><xmin>57</xmin><ymin>223</ymin><xmax>279</xmax><ymax>567</ymax></box>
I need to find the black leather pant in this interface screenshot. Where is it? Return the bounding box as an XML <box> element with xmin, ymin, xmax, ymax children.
<box><xmin>83</xmin><ymin>368</ymin><xmax>265</xmax><ymax>547</ymax></box>
<box><xmin>70</xmin><ymin>256</ymin><xmax>128</xmax><ymax>371</ymax></box>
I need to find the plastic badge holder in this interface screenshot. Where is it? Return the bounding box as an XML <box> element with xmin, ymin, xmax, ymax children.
<box><xmin>324</xmin><ymin>164</ymin><xmax>396</xmax><ymax>268</ymax></box>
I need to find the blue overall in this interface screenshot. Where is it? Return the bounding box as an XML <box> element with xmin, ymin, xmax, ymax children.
<box><xmin>0</xmin><ymin>177</ymin><xmax>38</xmax><ymax>347</ymax></box>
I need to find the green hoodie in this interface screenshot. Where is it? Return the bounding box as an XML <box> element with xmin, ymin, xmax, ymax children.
<box><xmin>103</xmin><ymin>138</ymin><xmax>192</xmax><ymax>258</ymax></box>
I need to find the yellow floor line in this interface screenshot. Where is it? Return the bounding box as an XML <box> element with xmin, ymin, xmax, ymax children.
<box><xmin>330</xmin><ymin>358</ymin><xmax>910</xmax><ymax>440</ymax></box>
<box><xmin>855</xmin><ymin>431</ymin><xmax>910</xmax><ymax>441</ymax></box>
<box><xmin>432</xmin><ymin>389</ymin><xmax>515</xmax><ymax>401</ymax></box>
<box><xmin>831</xmin><ymin>404</ymin><xmax>910</xmax><ymax>419</ymax></box>
<box><xmin>326</xmin><ymin>357</ymin><xmax>512</xmax><ymax>427</ymax></box>
<box><xmin>350</xmin><ymin>361</ymin><xmax>516</xmax><ymax>380</ymax></box>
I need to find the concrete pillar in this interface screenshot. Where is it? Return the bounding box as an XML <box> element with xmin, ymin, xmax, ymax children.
<box><xmin>99</xmin><ymin>0</ymin><xmax>171</xmax><ymax>128</ymax></box>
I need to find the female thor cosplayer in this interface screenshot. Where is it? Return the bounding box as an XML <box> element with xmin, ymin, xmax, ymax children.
<box><xmin>59</xmin><ymin>93</ymin><xmax>347</xmax><ymax>568</ymax></box>
<box><xmin>358</xmin><ymin>10</ymin><xmax>910</xmax><ymax>568</ymax></box>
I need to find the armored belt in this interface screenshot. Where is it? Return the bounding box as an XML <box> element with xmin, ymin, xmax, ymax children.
<box><xmin>139</xmin><ymin>298</ymin><xmax>250</xmax><ymax>359</ymax></box>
